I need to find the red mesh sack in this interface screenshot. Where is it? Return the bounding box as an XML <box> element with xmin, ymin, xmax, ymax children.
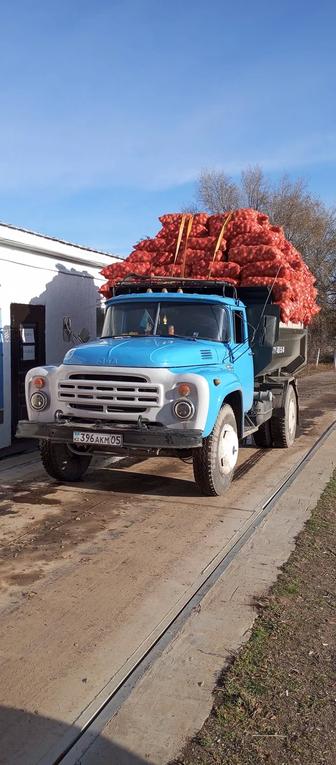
<box><xmin>100</xmin><ymin>282</ymin><xmax>112</xmax><ymax>296</ymax></box>
<box><xmin>209</xmin><ymin>261</ymin><xmax>241</xmax><ymax>278</ymax></box>
<box><xmin>187</xmin><ymin>236</ymin><xmax>218</xmax><ymax>251</ymax></box>
<box><xmin>229</xmin><ymin>244</ymin><xmax>284</xmax><ymax>265</ymax></box>
<box><xmin>133</xmin><ymin>238</ymin><xmax>156</xmax><ymax>251</ymax></box>
<box><xmin>127</xmin><ymin>250</ymin><xmax>153</xmax><ymax>264</ymax></box>
<box><xmin>154</xmin><ymin>252</ymin><xmax>174</xmax><ymax>266</ymax></box>
<box><xmin>229</xmin><ymin>229</ymin><xmax>285</xmax><ymax>249</ymax></box>
<box><xmin>100</xmin><ymin>264</ymin><xmax>114</xmax><ymax>278</ymax></box>
<box><xmin>189</xmin><ymin>222</ymin><xmax>208</xmax><ymax>237</ymax></box>
<box><xmin>100</xmin><ymin>263</ymin><xmax>127</xmax><ymax>280</ymax></box>
<box><xmin>159</xmin><ymin>213</ymin><xmax>184</xmax><ymax>226</ymax></box>
<box><xmin>241</xmin><ymin>261</ymin><xmax>293</xmax><ymax>279</ymax></box>
<box><xmin>189</xmin><ymin>212</ymin><xmax>209</xmax><ymax>227</ymax></box>
<box><xmin>242</xmin><ymin>276</ymin><xmax>294</xmax><ymax>294</ymax></box>
<box><xmin>208</xmin><ymin>214</ymin><xmax>230</xmax><ymax>236</ymax></box>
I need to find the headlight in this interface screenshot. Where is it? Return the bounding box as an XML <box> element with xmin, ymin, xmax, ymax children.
<box><xmin>173</xmin><ymin>399</ymin><xmax>195</xmax><ymax>420</ymax></box>
<box><xmin>30</xmin><ymin>391</ymin><xmax>48</xmax><ymax>411</ymax></box>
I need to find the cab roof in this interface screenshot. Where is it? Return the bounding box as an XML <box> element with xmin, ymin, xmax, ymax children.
<box><xmin>106</xmin><ymin>291</ymin><xmax>245</xmax><ymax>310</ymax></box>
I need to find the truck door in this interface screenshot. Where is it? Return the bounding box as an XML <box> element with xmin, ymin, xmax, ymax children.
<box><xmin>230</xmin><ymin>308</ymin><xmax>254</xmax><ymax>412</ymax></box>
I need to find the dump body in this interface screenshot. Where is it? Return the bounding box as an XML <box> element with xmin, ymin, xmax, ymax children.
<box><xmin>236</xmin><ymin>286</ymin><xmax>307</xmax><ymax>377</ymax></box>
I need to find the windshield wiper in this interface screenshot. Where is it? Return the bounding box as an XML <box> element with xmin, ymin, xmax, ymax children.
<box><xmin>101</xmin><ymin>334</ymin><xmax>140</xmax><ymax>339</ymax></box>
<box><xmin>102</xmin><ymin>334</ymin><xmax>202</xmax><ymax>341</ymax></box>
<box><xmin>155</xmin><ymin>334</ymin><xmax>198</xmax><ymax>341</ymax></box>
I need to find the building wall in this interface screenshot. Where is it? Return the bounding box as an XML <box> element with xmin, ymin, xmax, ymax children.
<box><xmin>0</xmin><ymin>232</ymin><xmax>115</xmax><ymax>450</ymax></box>
<box><xmin>0</xmin><ymin>308</ymin><xmax>3</xmax><ymax>428</ymax></box>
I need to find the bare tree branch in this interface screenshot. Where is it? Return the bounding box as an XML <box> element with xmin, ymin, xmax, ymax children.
<box><xmin>197</xmin><ymin>170</ymin><xmax>241</xmax><ymax>213</ymax></box>
<box><xmin>241</xmin><ymin>165</ymin><xmax>270</xmax><ymax>211</ymax></box>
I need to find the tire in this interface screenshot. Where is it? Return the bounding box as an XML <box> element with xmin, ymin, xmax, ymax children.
<box><xmin>193</xmin><ymin>404</ymin><xmax>239</xmax><ymax>496</ymax></box>
<box><xmin>271</xmin><ymin>385</ymin><xmax>297</xmax><ymax>448</ymax></box>
<box><xmin>253</xmin><ymin>420</ymin><xmax>273</xmax><ymax>448</ymax></box>
<box><xmin>39</xmin><ymin>440</ymin><xmax>92</xmax><ymax>481</ymax></box>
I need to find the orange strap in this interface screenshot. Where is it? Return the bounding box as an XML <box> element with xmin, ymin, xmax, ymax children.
<box><xmin>173</xmin><ymin>215</ymin><xmax>187</xmax><ymax>265</ymax></box>
<box><xmin>181</xmin><ymin>215</ymin><xmax>194</xmax><ymax>277</ymax></box>
<box><xmin>208</xmin><ymin>211</ymin><xmax>233</xmax><ymax>276</ymax></box>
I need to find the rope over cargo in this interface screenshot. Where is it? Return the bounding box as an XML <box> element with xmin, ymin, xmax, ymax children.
<box><xmin>208</xmin><ymin>211</ymin><xmax>233</xmax><ymax>277</ymax></box>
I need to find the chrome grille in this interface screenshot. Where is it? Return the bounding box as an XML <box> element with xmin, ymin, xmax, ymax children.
<box><xmin>58</xmin><ymin>374</ymin><xmax>162</xmax><ymax>415</ymax></box>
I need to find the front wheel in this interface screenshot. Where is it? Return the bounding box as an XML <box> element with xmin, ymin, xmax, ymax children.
<box><xmin>40</xmin><ymin>440</ymin><xmax>92</xmax><ymax>481</ymax></box>
<box><xmin>193</xmin><ymin>404</ymin><xmax>239</xmax><ymax>496</ymax></box>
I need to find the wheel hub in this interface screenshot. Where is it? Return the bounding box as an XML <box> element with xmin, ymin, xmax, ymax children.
<box><xmin>218</xmin><ymin>424</ymin><xmax>239</xmax><ymax>474</ymax></box>
<box><xmin>288</xmin><ymin>397</ymin><xmax>297</xmax><ymax>436</ymax></box>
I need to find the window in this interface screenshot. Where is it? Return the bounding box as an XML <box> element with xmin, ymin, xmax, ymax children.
<box><xmin>102</xmin><ymin>301</ymin><xmax>229</xmax><ymax>342</ymax></box>
<box><xmin>233</xmin><ymin>311</ymin><xmax>245</xmax><ymax>344</ymax></box>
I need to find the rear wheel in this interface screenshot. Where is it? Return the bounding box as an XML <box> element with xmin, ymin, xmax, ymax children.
<box><xmin>271</xmin><ymin>385</ymin><xmax>297</xmax><ymax>448</ymax></box>
<box><xmin>40</xmin><ymin>440</ymin><xmax>92</xmax><ymax>481</ymax></box>
<box><xmin>193</xmin><ymin>404</ymin><xmax>238</xmax><ymax>496</ymax></box>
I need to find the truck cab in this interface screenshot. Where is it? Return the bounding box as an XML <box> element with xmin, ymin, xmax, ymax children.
<box><xmin>17</xmin><ymin>278</ymin><xmax>305</xmax><ymax>496</ymax></box>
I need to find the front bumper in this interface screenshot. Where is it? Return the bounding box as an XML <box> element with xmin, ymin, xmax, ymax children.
<box><xmin>16</xmin><ymin>420</ymin><xmax>203</xmax><ymax>450</ymax></box>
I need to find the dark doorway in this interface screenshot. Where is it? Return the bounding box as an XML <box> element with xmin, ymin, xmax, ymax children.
<box><xmin>10</xmin><ymin>303</ymin><xmax>46</xmax><ymax>437</ymax></box>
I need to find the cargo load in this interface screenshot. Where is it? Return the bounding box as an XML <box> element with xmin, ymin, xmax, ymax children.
<box><xmin>100</xmin><ymin>209</ymin><xmax>319</xmax><ymax>325</ymax></box>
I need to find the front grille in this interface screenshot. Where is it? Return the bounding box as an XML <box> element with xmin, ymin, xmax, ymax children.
<box><xmin>58</xmin><ymin>374</ymin><xmax>163</xmax><ymax>416</ymax></box>
<box><xmin>67</xmin><ymin>403</ymin><xmax>147</xmax><ymax>414</ymax></box>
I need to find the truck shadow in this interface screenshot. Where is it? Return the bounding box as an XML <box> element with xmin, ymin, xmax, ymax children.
<box><xmin>84</xmin><ymin>448</ymin><xmax>269</xmax><ymax>497</ymax></box>
<box><xmin>233</xmin><ymin>448</ymin><xmax>267</xmax><ymax>480</ymax></box>
<box><xmin>84</xmin><ymin>467</ymin><xmax>201</xmax><ymax>497</ymax></box>
<box><xmin>0</xmin><ymin>704</ymin><xmax>155</xmax><ymax>765</ymax></box>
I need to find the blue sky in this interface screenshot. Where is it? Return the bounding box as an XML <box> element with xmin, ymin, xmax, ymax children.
<box><xmin>0</xmin><ymin>0</ymin><xmax>335</xmax><ymax>255</ymax></box>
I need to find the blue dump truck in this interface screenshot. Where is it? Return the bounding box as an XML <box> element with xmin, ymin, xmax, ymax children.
<box><xmin>17</xmin><ymin>277</ymin><xmax>307</xmax><ymax>496</ymax></box>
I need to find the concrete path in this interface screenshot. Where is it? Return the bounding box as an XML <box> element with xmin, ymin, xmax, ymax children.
<box><xmin>82</xmin><ymin>426</ymin><xmax>336</xmax><ymax>765</ymax></box>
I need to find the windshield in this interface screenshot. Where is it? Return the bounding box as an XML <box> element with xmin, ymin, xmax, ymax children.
<box><xmin>101</xmin><ymin>301</ymin><xmax>228</xmax><ymax>342</ymax></box>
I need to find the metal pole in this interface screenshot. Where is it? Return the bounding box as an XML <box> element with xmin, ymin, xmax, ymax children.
<box><xmin>316</xmin><ymin>348</ymin><xmax>320</xmax><ymax>367</ymax></box>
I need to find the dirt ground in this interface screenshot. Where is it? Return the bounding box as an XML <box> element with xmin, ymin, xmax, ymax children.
<box><xmin>171</xmin><ymin>470</ymin><xmax>336</xmax><ymax>765</ymax></box>
<box><xmin>298</xmin><ymin>362</ymin><xmax>334</xmax><ymax>377</ymax></box>
<box><xmin>0</xmin><ymin>371</ymin><xmax>334</xmax><ymax>612</ymax></box>
<box><xmin>0</xmin><ymin>369</ymin><xmax>334</xmax><ymax>764</ymax></box>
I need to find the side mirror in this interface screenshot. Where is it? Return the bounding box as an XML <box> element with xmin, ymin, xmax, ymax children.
<box><xmin>78</xmin><ymin>327</ymin><xmax>90</xmax><ymax>344</ymax></box>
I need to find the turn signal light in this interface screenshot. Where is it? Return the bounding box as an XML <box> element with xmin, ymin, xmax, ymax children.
<box><xmin>32</xmin><ymin>376</ymin><xmax>46</xmax><ymax>388</ymax></box>
<box><xmin>178</xmin><ymin>383</ymin><xmax>191</xmax><ymax>397</ymax></box>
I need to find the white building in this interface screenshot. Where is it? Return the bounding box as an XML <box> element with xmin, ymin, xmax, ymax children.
<box><xmin>0</xmin><ymin>223</ymin><xmax>119</xmax><ymax>450</ymax></box>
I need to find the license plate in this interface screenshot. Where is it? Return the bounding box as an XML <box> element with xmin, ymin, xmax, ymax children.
<box><xmin>73</xmin><ymin>431</ymin><xmax>123</xmax><ymax>446</ymax></box>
